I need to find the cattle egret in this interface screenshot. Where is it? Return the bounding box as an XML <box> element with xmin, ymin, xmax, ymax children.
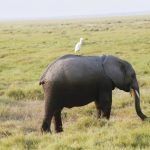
<box><xmin>74</xmin><ymin>38</ymin><xmax>83</xmax><ymax>54</ymax></box>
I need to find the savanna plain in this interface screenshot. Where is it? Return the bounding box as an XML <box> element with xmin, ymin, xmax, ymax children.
<box><xmin>0</xmin><ymin>16</ymin><xmax>150</xmax><ymax>150</ymax></box>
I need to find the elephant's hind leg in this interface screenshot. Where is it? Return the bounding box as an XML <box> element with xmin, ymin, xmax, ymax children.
<box><xmin>41</xmin><ymin>105</ymin><xmax>55</xmax><ymax>133</ymax></box>
<box><xmin>53</xmin><ymin>109</ymin><xmax>63</xmax><ymax>133</ymax></box>
<box><xmin>41</xmin><ymin>89</ymin><xmax>56</xmax><ymax>133</ymax></box>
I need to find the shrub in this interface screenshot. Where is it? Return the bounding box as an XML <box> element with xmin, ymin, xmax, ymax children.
<box><xmin>24</xmin><ymin>88</ymin><xmax>43</xmax><ymax>100</ymax></box>
<box><xmin>5</xmin><ymin>86</ymin><xmax>43</xmax><ymax>100</ymax></box>
<box><xmin>6</xmin><ymin>89</ymin><xmax>25</xmax><ymax>100</ymax></box>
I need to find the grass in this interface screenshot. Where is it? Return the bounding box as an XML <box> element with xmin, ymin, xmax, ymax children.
<box><xmin>0</xmin><ymin>15</ymin><xmax>150</xmax><ymax>149</ymax></box>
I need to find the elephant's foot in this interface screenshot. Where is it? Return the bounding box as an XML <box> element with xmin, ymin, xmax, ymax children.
<box><xmin>55</xmin><ymin>126</ymin><xmax>63</xmax><ymax>133</ymax></box>
<box><xmin>101</xmin><ymin>110</ymin><xmax>111</xmax><ymax>119</ymax></box>
<box><xmin>41</xmin><ymin>120</ymin><xmax>51</xmax><ymax>133</ymax></box>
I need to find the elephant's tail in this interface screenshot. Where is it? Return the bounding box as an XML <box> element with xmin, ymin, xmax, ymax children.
<box><xmin>39</xmin><ymin>80</ymin><xmax>45</xmax><ymax>85</ymax></box>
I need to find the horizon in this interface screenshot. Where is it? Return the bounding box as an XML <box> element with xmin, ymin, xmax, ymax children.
<box><xmin>0</xmin><ymin>11</ymin><xmax>150</xmax><ymax>22</ymax></box>
<box><xmin>0</xmin><ymin>0</ymin><xmax>150</xmax><ymax>21</ymax></box>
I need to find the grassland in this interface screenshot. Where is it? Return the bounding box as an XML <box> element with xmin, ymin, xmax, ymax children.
<box><xmin>0</xmin><ymin>15</ymin><xmax>150</xmax><ymax>150</ymax></box>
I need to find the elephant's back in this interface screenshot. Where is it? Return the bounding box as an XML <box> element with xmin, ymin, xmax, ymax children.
<box><xmin>39</xmin><ymin>55</ymin><xmax>105</xmax><ymax>85</ymax></box>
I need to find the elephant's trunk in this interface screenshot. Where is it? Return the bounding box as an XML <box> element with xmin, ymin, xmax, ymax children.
<box><xmin>131</xmin><ymin>80</ymin><xmax>147</xmax><ymax>120</ymax></box>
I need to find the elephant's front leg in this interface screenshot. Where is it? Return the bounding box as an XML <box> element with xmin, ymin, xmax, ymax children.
<box><xmin>95</xmin><ymin>90</ymin><xmax>112</xmax><ymax>119</ymax></box>
<box><xmin>95</xmin><ymin>101</ymin><xmax>101</xmax><ymax>118</ymax></box>
<box><xmin>53</xmin><ymin>109</ymin><xmax>63</xmax><ymax>133</ymax></box>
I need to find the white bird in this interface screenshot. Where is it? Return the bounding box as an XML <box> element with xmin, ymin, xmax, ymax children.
<box><xmin>74</xmin><ymin>38</ymin><xmax>83</xmax><ymax>54</ymax></box>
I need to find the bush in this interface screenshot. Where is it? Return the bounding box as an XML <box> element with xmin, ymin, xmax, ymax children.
<box><xmin>6</xmin><ymin>89</ymin><xmax>25</xmax><ymax>100</ymax></box>
<box><xmin>24</xmin><ymin>88</ymin><xmax>43</xmax><ymax>100</ymax></box>
<box><xmin>6</xmin><ymin>86</ymin><xmax>43</xmax><ymax>100</ymax></box>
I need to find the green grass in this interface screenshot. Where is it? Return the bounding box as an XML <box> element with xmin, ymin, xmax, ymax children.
<box><xmin>0</xmin><ymin>15</ymin><xmax>150</xmax><ymax>149</ymax></box>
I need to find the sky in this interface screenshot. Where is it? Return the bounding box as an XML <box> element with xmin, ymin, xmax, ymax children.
<box><xmin>0</xmin><ymin>0</ymin><xmax>150</xmax><ymax>20</ymax></box>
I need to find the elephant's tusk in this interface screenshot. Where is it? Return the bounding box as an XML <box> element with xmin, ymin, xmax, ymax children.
<box><xmin>130</xmin><ymin>89</ymin><xmax>140</xmax><ymax>99</ymax></box>
<box><xmin>135</xmin><ymin>90</ymin><xmax>140</xmax><ymax>99</ymax></box>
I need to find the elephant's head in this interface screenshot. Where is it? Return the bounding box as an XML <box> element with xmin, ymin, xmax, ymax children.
<box><xmin>103</xmin><ymin>55</ymin><xmax>147</xmax><ymax>120</ymax></box>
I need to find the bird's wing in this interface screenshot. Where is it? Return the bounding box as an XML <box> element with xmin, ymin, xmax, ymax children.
<box><xmin>75</xmin><ymin>42</ymin><xmax>80</xmax><ymax>51</ymax></box>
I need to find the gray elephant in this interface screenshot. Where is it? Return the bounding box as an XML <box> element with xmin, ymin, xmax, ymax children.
<box><xmin>39</xmin><ymin>54</ymin><xmax>147</xmax><ymax>133</ymax></box>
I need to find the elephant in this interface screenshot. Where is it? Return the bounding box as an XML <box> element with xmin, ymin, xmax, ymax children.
<box><xmin>39</xmin><ymin>54</ymin><xmax>147</xmax><ymax>133</ymax></box>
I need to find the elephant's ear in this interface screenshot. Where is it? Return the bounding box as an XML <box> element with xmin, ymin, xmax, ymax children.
<box><xmin>102</xmin><ymin>56</ymin><xmax>126</xmax><ymax>88</ymax></box>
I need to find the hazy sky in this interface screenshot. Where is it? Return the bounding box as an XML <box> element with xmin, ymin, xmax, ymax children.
<box><xmin>0</xmin><ymin>0</ymin><xmax>150</xmax><ymax>20</ymax></box>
